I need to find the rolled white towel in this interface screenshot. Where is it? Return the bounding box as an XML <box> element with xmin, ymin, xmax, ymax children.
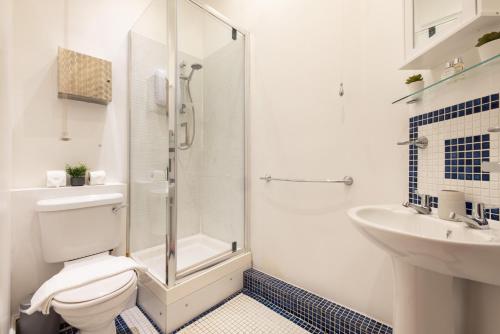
<box><xmin>89</xmin><ymin>170</ymin><xmax>106</xmax><ymax>185</ymax></box>
<box><xmin>24</xmin><ymin>255</ymin><xmax>146</xmax><ymax>315</ymax></box>
<box><xmin>46</xmin><ymin>170</ymin><xmax>66</xmax><ymax>188</ymax></box>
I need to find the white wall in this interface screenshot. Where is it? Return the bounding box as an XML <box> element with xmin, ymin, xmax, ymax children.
<box><xmin>0</xmin><ymin>0</ymin><xmax>13</xmax><ymax>331</ymax></box>
<box><xmin>131</xmin><ymin>0</ymin><xmax>167</xmax><ymax>45</ymax></box>
<box><xmin>203</xmin><ymin>0</ymin><xmax>409</xmax><ymax>325</ymax></box>
<box><xmin>10</xmin><ymin>0</ymin><xmax>152</xmax><ymax>188</ymax></box>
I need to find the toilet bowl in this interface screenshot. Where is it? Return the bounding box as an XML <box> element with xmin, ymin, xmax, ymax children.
<box><xmin>51</xmin><ymin>254</ymin><xmax>138</xmax><ymax>334</ymax></box>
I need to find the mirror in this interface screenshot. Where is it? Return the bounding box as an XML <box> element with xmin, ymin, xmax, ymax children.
<box><xmin>413</xmin><ymin>0</ymin><xmax>463</xmax><ymax>49</ymax></box>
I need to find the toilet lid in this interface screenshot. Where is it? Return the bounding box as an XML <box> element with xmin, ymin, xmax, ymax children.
<box><xmin>53</xmin><ymin>270</ymin><xmax>135</xmax><ymax>304</ymax></box>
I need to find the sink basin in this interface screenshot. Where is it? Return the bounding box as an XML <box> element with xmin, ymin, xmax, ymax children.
<box><xmin>348</xmin><ymin>205</ymin><xmax>500</xmax><ymax>334</ymax></box>
<box><xmin>348</xmin><ymin>205</ymin><xmax>500</xmax><ymax>285</ymax></box>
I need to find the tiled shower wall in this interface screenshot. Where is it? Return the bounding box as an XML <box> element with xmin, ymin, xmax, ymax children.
<box><xmin>129</xmin><ymin>31</ymin><xmax>169</xmax><ymax>251</ymax></box>
<box><xmin>408</xmin><ymin>61</ymin><xmax>500</xmax><ymax>216</ymax></box>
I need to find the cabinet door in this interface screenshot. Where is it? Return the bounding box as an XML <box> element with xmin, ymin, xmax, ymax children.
<box><xmin>403</xmin><ymin>0</ymin><xmax>477</xmax><ymax>61</ymax></box>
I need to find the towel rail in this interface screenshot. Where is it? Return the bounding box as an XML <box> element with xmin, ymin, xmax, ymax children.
<box><xmin>260</xmin><ymin>175</ymin><xmax>354</xmax><ymax>185</ymax></box>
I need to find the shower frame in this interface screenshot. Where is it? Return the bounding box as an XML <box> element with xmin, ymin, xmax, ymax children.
<box><xmin>164</xmin><ymin>0</ymin><xmax>251</xmax><ymax>287</ymax></box>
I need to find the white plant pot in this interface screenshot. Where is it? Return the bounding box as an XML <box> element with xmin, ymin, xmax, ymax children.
<box><xmin>478</xmin><ymin>38</ymin><xmax>500</xmax><ymax>62</ymax></box>
<box><xmin>406</xmin><ymin>80</ymin><xmax>424</xmax><ymax>95</ymax></box>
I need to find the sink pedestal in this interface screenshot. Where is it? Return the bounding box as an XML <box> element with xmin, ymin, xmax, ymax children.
<box><xmin>393</xmin><ymin>258</ymin><xmax>465</xmax><ymax>334</ymax></box>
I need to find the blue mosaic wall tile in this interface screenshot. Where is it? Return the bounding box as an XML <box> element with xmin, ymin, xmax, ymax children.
<box><xmin>444</xmin><ymin>134</ymin><xmax>490</xmax><ymax>181</ymax></box>
<box><xmin>243</xmin><ymin>269</ymin><xmax>392</xmax><ymax>334</ymax></box>
<box><xmin>408</xmin><ymin>92</ymin><xmax>500</xmax><ymax>222</ymax></box>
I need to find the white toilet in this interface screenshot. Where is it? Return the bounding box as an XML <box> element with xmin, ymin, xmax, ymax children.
<box><xmin>35</xmin><ymin>193</ymin><xmax>139</xmax><ymax>334</ymax></box>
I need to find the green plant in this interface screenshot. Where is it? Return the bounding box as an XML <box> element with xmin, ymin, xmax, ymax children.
<box><xmin>406</xmin><ymin>74</ymin><xmax>423</xmax><ymax>85</ymax></box>
<box><xmin>476</xmin><ymin>32</ymin><xmax>500</xmax><ymax>47</ymax></box>
<box><xmin>65</xmin><ymin>163</ymin><xmax>87</xmax><ymax>178</ymax></box>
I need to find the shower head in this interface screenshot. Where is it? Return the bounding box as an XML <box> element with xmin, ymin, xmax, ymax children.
<box><xmin>187</xmin><ymin>63</ymin><xmax>203</xmax><ymax>81</ymax></box>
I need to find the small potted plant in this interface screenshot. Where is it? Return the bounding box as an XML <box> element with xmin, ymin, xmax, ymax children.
<box><xmin>406</xmin><ymin>74</ymin><xmax>424</xmax><ymax>95</ymax></box>
<box><xmin>476</xmin><ymin>31</ymin><xmax>500</xmax><ymax>61</ymax></box>
<box><xmin>66</xmin><ymin>163</ymin><xmax>87</xmax><ymax>186</ymax></box>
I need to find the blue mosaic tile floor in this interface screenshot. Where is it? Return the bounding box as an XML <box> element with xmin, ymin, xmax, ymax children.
<box><xmin>59</xmin><ymin>305</ymin><xmax>163</xmax><ymax>334</ymax></box>
<box><xmin>244</xmin><ymin>269</ymin><xmax>393</xmax><ymax>334</ymax></box>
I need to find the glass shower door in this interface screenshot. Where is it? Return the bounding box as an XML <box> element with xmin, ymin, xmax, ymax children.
<box><xmin>129</xmin><ymin>0</ymin><xmax>169</xmax><ymax>284</ymax></box>
<box><xmin>170</xmin><ymin>0</ymin><xmax>246</xmax><ymax>280</ymax></box>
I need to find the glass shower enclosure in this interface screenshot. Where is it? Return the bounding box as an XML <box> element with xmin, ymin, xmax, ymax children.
<box><xmin>129</xmin><ymin>0</ymin><xmax>248</xmax><ymax>287</ymax></box>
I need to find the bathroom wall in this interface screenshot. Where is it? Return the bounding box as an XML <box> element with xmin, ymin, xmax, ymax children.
<box><xmin>203</xmin><ymin>0</ymin><xmax>409</xmax><ymax>325</ymax></box>
<box><xmin>10</xmin><ymin>0</ymin><xmax>153</xmax><ymax>188</ymax></box>
<box><xmin>0</xmin><ymin>0</ymin><xmax>13</xmax><ymax>331</ymax></box>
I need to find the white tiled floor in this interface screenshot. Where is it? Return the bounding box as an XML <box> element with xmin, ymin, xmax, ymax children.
<box><xmin>177</xmin><ymin>294</ymin><xmax>310</xmax><ymax>334</ymax></box>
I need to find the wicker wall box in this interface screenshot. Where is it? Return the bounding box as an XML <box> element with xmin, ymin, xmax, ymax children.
<box><xmin>57</xmin><ymin>47</ymin><xmax>112</xmax><ymax>105</ymax></box>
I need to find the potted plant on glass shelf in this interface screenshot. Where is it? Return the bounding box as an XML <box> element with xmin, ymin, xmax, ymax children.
<box><xmin>476</xmin><ymin>32</ymin><xmax>500</xmax><ymax>61</ymax></box>
<box><xmin>406</xmin><ymin>74</ymin><xmax>424</xmax><ymax>95</ymax></box>
<box><xmin>66</xmin><ymin>163</ymin><xmax>87</xmax><ymax>186</ymax></box>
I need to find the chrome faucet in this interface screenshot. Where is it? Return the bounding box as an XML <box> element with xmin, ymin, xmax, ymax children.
<box><xmin>403</xmin><ymin>194</ymin><xmax>432</xmax><ymax>215</ymax></box>
<box><xmin>450</xmin><ymin>202</ymin><xmax>490</xmax><ymax>230</ymax></box>
<box><xmin>397</xmin><ymin>136</ymin><xmax>428</xmax><ymax>149</ymax></box>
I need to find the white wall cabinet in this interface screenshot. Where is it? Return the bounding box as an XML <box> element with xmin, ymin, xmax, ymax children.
<box><xmin>402</xmin><ymin>0</ymin><xmax>500</xmax><ymax>69</ymax></box>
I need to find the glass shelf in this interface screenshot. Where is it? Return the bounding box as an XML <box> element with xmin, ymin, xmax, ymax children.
<box><xmin>393</xmin><ymin>53</ymin><xmax>500</xmax><ymax>105</ymax></box>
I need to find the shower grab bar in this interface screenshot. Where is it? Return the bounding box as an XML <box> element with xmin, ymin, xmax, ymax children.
<box><xmin>260</xmin><ymin>174</ymin><xmax>354</xmax><ymax>186</ymax></box>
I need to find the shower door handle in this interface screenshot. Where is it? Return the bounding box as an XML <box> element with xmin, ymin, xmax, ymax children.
<box><xmin>180</xmin><ymin>122</ymin><xmax>189</xmax><ymax>147</ymax></box>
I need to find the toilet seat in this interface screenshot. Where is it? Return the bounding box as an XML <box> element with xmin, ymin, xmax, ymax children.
<box><xmin>54</xmin><ymin>270</ymin><xmax>136</xmax><ymax>304</ymax></box>
<box><xmin>51</xmin><ymin>252</ymin><xmax>138</xmax><ymax>305</ymax></box>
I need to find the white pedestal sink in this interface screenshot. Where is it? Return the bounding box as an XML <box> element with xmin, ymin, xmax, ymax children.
<box><xmin>348</xmin><ymin>205</ymin><xmax>500</xmax><ymax>334</ymax></box>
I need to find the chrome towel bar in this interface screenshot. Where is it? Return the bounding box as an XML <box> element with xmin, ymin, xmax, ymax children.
<box><xmin>260</xmin><ymin>175</ymin><xmax>354</xmax><ymax>186</ymax></box>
